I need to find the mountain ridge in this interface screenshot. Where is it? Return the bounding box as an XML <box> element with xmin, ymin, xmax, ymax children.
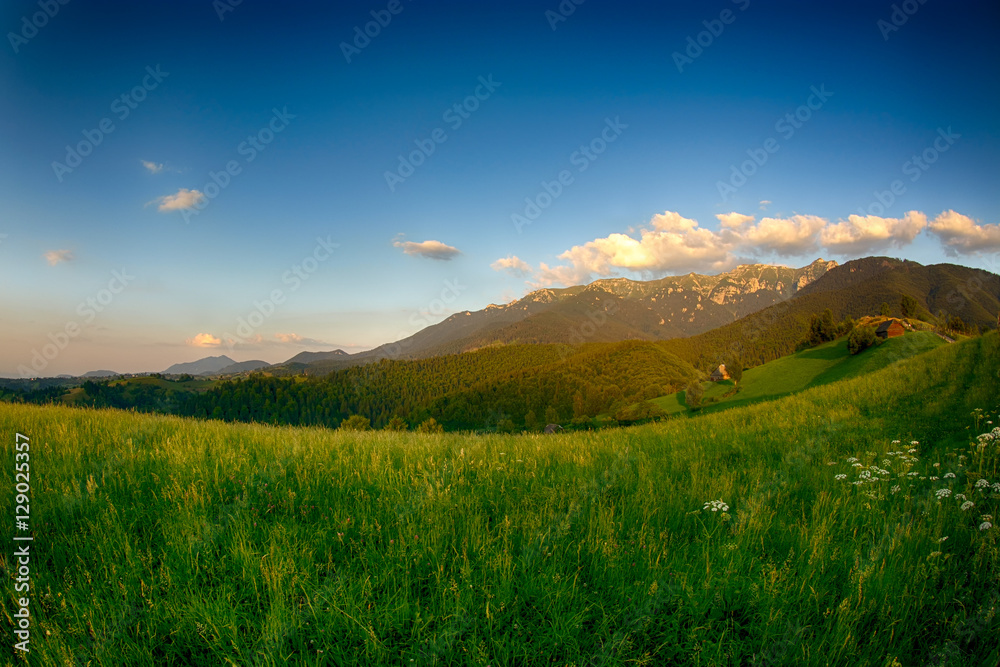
<box><xmin>299</xmin><ymin>258</ymin><xmax>839</xmax><ymax>369</ymax></box>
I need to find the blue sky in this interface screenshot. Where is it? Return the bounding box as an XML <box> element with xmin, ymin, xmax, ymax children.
<box><xmin>2</xmin><ymin>0</ymin><xmax>999</xmax><ymax>376</ymax></box>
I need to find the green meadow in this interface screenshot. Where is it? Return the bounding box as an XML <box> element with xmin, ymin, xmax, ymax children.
<box><xmin>653</xmin><ymin>331</ymin><xmax>946</xmax><ymax>416</ymax></box>
<box><xmin>2</xmin><ymin>333</ymin><xmax>998</xmax><ymax>665</ymax></box>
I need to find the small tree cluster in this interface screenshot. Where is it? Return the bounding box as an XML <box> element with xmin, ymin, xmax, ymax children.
<box><xmin>614</xmin><ymin>400</ymin><xmax>667</xmax><ymax>425</ymax></box>
<box><xmin>808</xmin><ymin>309</ymin><xmax>838</xmax><ymax>345</ymax></box>
<box><xmin>416</xmin><ymin>417</ymin><xmax>444</xmax><ymax>433</ymax></box>
<box><xmin>685</xmin><ymin>380</ymin><xmax>704</xmax><ymax>409</ymax></box>
<box><xmin>723</xmin><ymin>355</ymin><xmax>743</xmax><ymax>386</ymax></box>
<box><xmin>338</xmin><ymin>414</ymin><xmax>371</xmax><ymax>431</ymax></box>
<box><xmin>847</xmin><ymin>325</ymin><xmax>876</xmax><ymax>355</ymax></box>
<box><xmin>384</xmin><ymin>416</ymin><xmax>408</xmax><ymax>431</ymax></box>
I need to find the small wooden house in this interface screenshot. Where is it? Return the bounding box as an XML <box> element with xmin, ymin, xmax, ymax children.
<box><xmin>709</xmin><ymin>364</ymin><xmax>730</xmax><ymax>382</ymax></box>
<box><xmin>875</xmin><ymin>319</ymin><xmax>905</xmax><ymax>339</ymax></box>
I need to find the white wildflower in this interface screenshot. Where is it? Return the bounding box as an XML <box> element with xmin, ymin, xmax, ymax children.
<box><xmin>935</xmin><ymin>489</ymin><xmax>952</xmax><ymax>499</ymax></box>
<box><xmin>980</xmin><ymin>522</ymin><xmax>993</xmax><ymax>531</ymax></box>
<box><xmin>943</xmin><ymin>472</ymin><xmax>956</xmax><ymax>479</ymax></box>
<box><xmin>961</xmin><ymin>501</ymin><xmax>975</xmax><ymax>511</ymax></box>
<box><xmin>703</xmin><ymin>499</ymin><xmax>729</xmax><ymax>513</ymax></box>
<box><xmin>975</xmin><ymin>478</ymin><xmax>990</xmax><ymax>489</ymax></box>
<box><xmin>835</xmin><ymin>474</ymin><xmax>847</xmax><ymax>480</ymax></box>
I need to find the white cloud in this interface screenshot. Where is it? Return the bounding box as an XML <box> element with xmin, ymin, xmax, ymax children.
<box><xmin>820</xmin><ymin>211</ymin><xmax>928</xmax><ymax>255</ymax></box>
<box><xmin>716</xmin><ymin>212</ymin><xmax>755</xmax><ymax>229</ymax></box>
<box><xmin>535</xmin><ymin>261</ymin><xmax>595</xmax><ymax>287</ymax></box>
<box><xmin>151</xmin><ymin>188</ymin><xmax>205</xmax><ymax>212</ymax></box>
<box><xmin>509</xmin><ymin>208</ymin><xmax>993</xmax><ymax>288</ymax></box>
<box><xmin>740</xmin><ymin>214</ymin><xmax>827</xmax><ymax>256</ymax></box>
<box><xmin>187</xmin><ymin>333</ymin><xmax>221</xmax><ymax>347</ymax></box>
<box><xmin>274</xmin><ymin>333</ymin><xmax>332</xmax><ymax>346</ymax></box>
<box><xmin>927</xmin><ymin>210</ymin><xmax>1000</xmax><ymax>255</ymax></box>
<box><xmin>531</xmin><ymin>213</ymin><xmax>735</xmax><ymax>286</ymax></box>
<box><xmin>394</xmin><ymin>239</ymin><xmax>461</xmax><ymax>261</ymax></box>
<box><xmin>141</xmin><ymin>160</ymin><xmax>164</xmax><ymax>174</ymax></box>
<box><xmin>649</xmin><ymin>211</ymin><xmax>700</xmax><ymax>233</ymax></box>
<box><xmin>491</xmin><ymin>255</ymin><xmax>533</xmax><ymax>277</ymax></box>
<box><xmin>43</xmin><ymin>249</ymin><xmax>74</xmax><ymax>265</ymax></box>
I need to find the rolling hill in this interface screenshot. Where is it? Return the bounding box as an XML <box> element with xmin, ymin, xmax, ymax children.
<box><xmin>650</xmin><ymin>329</ymin><xmax>946</xmax><ymax>416</ymax></box>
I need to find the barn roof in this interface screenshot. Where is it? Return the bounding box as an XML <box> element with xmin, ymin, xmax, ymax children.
<box><xmin>875</xmin><ymin>319</ymin><xmax>902</xmax><ymax>333</ymax></box>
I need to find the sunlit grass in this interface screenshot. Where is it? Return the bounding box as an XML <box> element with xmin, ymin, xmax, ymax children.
<box><xmin>653</xmin><ymin>331</ymin><xmax>944</xmax><ymax>416</ymax></box>
<box><xmin>1</xmin><ymin>333</ymin><xmax>997</xmax><ymax>665</ymax></box>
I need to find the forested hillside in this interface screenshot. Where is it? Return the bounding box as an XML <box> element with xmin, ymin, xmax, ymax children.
<box><xmin>179</xmin><ymin>341</ymin><xmax>698</xmax><ymax>430</ymax></box>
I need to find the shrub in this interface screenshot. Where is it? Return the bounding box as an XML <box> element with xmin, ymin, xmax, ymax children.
<box><xmin>416</xmin><ymin>417</ymin><xmax>444</xmax><ymax>433</ymax></box>
<box><xmin>614</xmin><ymin>400</ymin><xmax>666</xmax><ymax>425</ymax></box>
<box><xmin>847</xmin><ymin>325</ymin><xmax>876</xmax><ymax>355</ymax></box>
<box><xmin>338</xmin><ymin>414</ymin><xmax>371</xmax><ymax>431</ymax></box>
<box><xmin>685</xmin><ymin>381</ymin><xmax>704</xmax><ymax>409</ymax></box>
<box><xmin>384</xmin><ymin>416</ymin><xmax>408</xmax><ymax>431</ymax></box>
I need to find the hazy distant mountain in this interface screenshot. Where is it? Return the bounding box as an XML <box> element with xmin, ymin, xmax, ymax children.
<box><xmin>216</xmin><ymin>360</ymin><xmax>271</xmax><ymax>375</ymax></box>
<box><xmin>83</xmin><ymin>370</ymin><xmax>118</xmax><ymax>378</ymax></box>
<box><xmin>283</xmin><ymin>349</ymin><xmax>350</xmax><ymax>365</ymax></box>
<box><xmin>164</xmin><ymin>355</ymin><xmax>236</xmax><ymax>375</ymax></box>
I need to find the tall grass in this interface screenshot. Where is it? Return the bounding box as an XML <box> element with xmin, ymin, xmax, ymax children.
<box><xmin>2</xmin><ymin>334</ymin><xmax>998</xmax><ymax>666</ymax></box>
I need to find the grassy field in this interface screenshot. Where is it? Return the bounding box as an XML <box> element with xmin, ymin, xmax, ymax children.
<box><xmin>652</xmin><ymin>331</ymin><xmax>946</xmax><ymax>416</ymax></box>
<box><xmin>1</xmin><ymin>333</ymin><xmax>998</xmax><ymax>665</ymax></box>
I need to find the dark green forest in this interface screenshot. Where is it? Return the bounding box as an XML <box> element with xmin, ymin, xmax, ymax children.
<box><xmin>179</xmin><ymin>341</ymin><xmax>699</xmax><ymax>431</ymax></box>
<box><xmin>1</xmin><ymin>343</ymin><xmax>699</xmax><ymax>431</ymax></box>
